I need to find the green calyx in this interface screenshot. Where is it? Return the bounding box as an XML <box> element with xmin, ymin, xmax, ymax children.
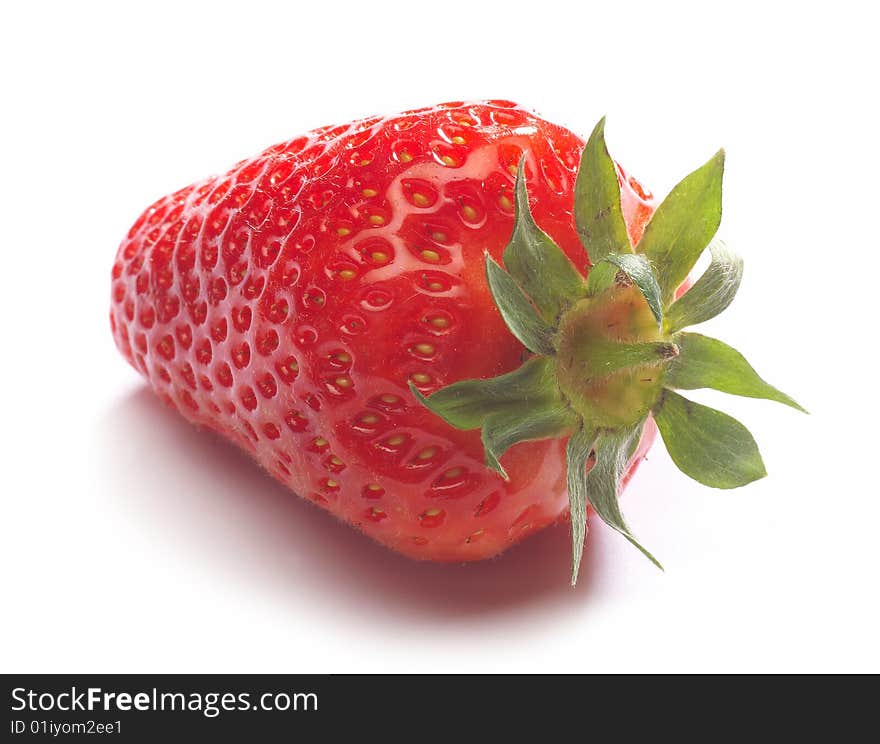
<box><xmin>411</xmin><ymin>118</ymin><xmax>805</xmax><ymax>585</ymax></box>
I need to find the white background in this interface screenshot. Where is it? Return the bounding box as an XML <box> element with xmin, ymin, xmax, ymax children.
<box><xmin>2</xmin><ymin>1</ymin><xmax>877</xmax><ymax>673</ymax></box>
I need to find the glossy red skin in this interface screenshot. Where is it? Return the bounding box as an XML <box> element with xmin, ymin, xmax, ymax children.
<box><xmin>110</xmin><ymin>101</ymin><xmax>655</xmax><ymax>562</ymax></box>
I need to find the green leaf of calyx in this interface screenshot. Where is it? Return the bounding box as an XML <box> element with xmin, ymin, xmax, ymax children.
<box><xmin>666</xmin><ymin>240</ymin><xmax>743</xmax><ymax>333</ymax></box>
<box><xmin>484</xmin><ymin>254</ymin><xmax>555</xmax><ymax>355</ymax></box>
<box><xmin>565</xmin><ymin>425</ymin><xmax>596</xmax><ymax>586</ymax></box>
<box><xmin>665</xmin><ymin>333</ymin><xmax>806</xmax><ymax>412</ymax></box>
<box><xmin>483</xmin><ymin>405</ymin><xmax>576</xmax><ymax>480</ymax></box>
<box><xmin>653</xmin><ymin>389</ymin><xmax>767</xmax><ymax>488</ymax></box>
<box><xmin>587</xmin><ymin>425</ymin><xmax>663</xmax><ymax>570</ymax></box>
<box><xmin>638</xmin><ymin>149</ymin><xmax>725</xmax><ymax>305</ymax></box>
<box><xmin>602</xmin><ymin>253</ymin><xmax>664</xmax><ymax>327</ymax></box>
<box><xmin>574</xmin><ymin>117</ymin><xmax>632</xmax><ymax>263</ymax></box>
<box><xmin>411</xmin><ymin>357</ymin><xmax>575</xmax><ymax>479</ymax></box>
<box><xmin>502</xmin><ymin>158</ymin><xmax>587</xmax><ymax>322</ymax></box>
<box><xmin>576</xmin><ymin>339</ymin><xmax>679</xmax><ymax>378</ymax></box>
<box><xmin>585</xmin><ymin>259</ymin><xmax>617</xmax><ymax>297</ymax></box>
<box><xmin>409</xmin><ymin>356</ymin><xmax>561</xmax><ymax>431</ymax></box>
<box><xmin>567</xmin><ymin>423</ymin><xmax>663</xmax><ymax>585</ymax></box>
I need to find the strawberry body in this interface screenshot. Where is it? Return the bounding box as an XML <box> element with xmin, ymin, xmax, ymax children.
<box><xmin>110</xmin><ymin>101</ymin><xmax>655</xmax><ymax>561</ymax></box>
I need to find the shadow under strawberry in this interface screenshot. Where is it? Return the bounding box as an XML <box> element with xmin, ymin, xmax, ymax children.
<box><xmin>99</xmin><ymin>386</ymin><xmax>632</xmax><ymax>620</ymax></box>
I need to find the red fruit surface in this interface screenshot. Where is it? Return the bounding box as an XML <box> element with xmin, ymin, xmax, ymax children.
<box><xmin>110</xmin><ymin>101</ymin><xmax>655</xmax><ymax>561</ymax></box>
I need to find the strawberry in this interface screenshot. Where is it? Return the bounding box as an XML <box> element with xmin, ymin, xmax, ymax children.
<box><xmin>110</xmin><ymin>101</ymin><xmax>802</xmax><ymax>582</ymax></box>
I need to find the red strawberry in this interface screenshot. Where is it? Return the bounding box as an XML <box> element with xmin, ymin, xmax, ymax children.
<box><xmin>110</xmin><ymin>101</ymin><xmax>802</xmax><ymax>582</ymax></box>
